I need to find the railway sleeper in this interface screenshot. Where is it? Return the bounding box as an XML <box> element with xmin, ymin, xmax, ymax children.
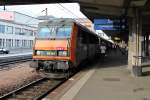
<box><xmin>7</xmin><ymin>98</ymin><xmax>18</xmax><ymax>100</ymax></box>
<box><xmin>14</xmin><ymin>95</ymin><xmax>33</xmax><ymax>99</ymax></box>
<box><xmin>22</xmin><ymin>90</ymin><xmax>37</xmax><ymax>94</ymax></box>
<box><xmin>23</xmin><ymin>88</ymin><xmax>35</xmax><ymax>92</ymax></box>
<box><xmin>33</xmin><ymin>85</ymin><xmax>42</xmax><ymax>89</ymax></box>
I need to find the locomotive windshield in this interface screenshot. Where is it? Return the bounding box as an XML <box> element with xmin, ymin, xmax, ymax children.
<box><xmin>37</xmin><ymin>25</ymin><xmax>72</xmax><ymax>38</ymax></box>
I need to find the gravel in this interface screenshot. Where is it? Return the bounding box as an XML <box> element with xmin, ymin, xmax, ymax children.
<box><xmin>0</xmin><ymin>62</ymin><xmax>41</xmax><ymax>96</ymax></box>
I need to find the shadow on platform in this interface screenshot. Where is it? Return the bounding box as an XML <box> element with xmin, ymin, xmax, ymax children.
<box><xmin>96</xmin><ymin>49</ymin><xmax>128</xmax><ymax>69</ymax></box>
<box><xmin>79</xmin><ymin>49</ymin><xmax>128</xmax><ymax>72</ymax></box>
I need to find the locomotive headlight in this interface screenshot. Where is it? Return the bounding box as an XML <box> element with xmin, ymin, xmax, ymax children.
<box><xmin>36</xmin><ymin>51</ymin><xmax>41</xmax><ymax>55</ymax></box>
<box><xmin>58</xmin><ymin>51</ymin><xmax>68</xmax><ymax>56</ymax></box>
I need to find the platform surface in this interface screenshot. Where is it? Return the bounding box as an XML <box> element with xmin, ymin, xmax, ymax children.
<box><xmin>60</xmin><ymin>50</ymin><xmax>150</xmax><ymax>100</ymax></box>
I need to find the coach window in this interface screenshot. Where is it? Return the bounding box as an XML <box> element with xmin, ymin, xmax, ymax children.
<box><xmin>89</xmin><ymin>35</ymin><xmax>95</xmax><ymax>44</ymax></box>
<box><xmin>77</xmin><ymin>29</ymin><xmax>83</xmax><ymax>43</ymax></box>
<box><xmin>7</xmin><ymin>26</ymin><xmax>13</xmax><ymax>34</ymax></box>
<box><xmin>78</xmin><ymin>28</ymin><xmax>87</xmax><ymax>44</ymax></box>
<box><xmin>0</xmin><ymin>24</ymin><xmax>5</xmax><ymax>33</ymax></box>
<box><xmin>83</xmin><ymin>31</ymin><xmax>89</xmax><ymax>44</ymax></box>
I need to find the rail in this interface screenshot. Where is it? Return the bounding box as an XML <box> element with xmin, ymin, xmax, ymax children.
<box><xmin>0</xmin><ymin>78</ymin><xmax>65</xmax><ymax>99</ymax></box>
<box><xmin>0</xmin><ymin>55</ymin><xmax>32</xmax><ymax>70</ymax></box>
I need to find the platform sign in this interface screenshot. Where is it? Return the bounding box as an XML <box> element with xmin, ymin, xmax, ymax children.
<box><xmin>94</xmin><ymin>19</ymin><xmax>127</xmax><ymax>31</ymax></box>
<box><xmin>95</xmin><ymin>25</ymin><xmax>113</xmax><ymax>30</ymax></box>
<box><xmin>94</xmin><ymin>19</ymin><xmax>113</xmax><ymax>25</ymax></box>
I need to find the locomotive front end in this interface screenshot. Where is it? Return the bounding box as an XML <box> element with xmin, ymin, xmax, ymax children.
<box><xmin>31</xmin><ymin>19</ymin><xmax>74</xmax><ymax>78</ymax></box>
<box><xmin>31</xmin><ymin>40</ymin><xmax>71</xmax><ymax>78</ymax></box>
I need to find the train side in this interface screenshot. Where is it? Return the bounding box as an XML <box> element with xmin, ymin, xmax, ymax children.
<box><xmin>31</xmin><ymin>19</ymin><xmax>99</xmax><ymax>78</ymax></box>
<box><xmin>73</xmin><ymin>22</ymin><xmax>99</xmax><ymax>66</ymax></box>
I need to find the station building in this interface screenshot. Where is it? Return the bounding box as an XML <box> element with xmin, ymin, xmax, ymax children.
<box><xmin>0</xmin><ymin>11</ymin><xmax>39</xmax><ymax>49</ymax></box>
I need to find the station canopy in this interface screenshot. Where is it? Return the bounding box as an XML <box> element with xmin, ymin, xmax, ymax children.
<box><xmin>1</xmin><ymin>0</ymin><xmax>149</xmax><ymax>19</ymax></box>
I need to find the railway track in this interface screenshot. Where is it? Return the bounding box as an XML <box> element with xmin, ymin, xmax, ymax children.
<box><xmin>0</xmin><ymin>55</ymin><xmax>32</xmax><ymax>70</ymax></box>
<box><xmin>0</xmin><ymin>78</ymin><xmax>64</xmax><ymax>100</ymax></box>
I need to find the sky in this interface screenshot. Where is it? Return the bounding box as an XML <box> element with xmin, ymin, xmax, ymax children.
<box><xmin>0</xmin><ymin>3</ymin><xmax>86</xmax><ymax>18</ymax></box>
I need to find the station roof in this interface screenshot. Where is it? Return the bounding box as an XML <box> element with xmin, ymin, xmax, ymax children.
<box><xmin>78</xmin><ymin>0</ymin><xmax>150</xmax><ymax>42</ymax></box>
<box><xmin>79</xmin><ymin>0</ymin><xmax>149</xmax><ymax>18</ymax></box>
<box><xmin>1</xmin><ymin>0</ymin><xmax>149</xmax><ymax>18</ymax></box>
<box><xmin>1</xmin><ymin>0</ymin><xmax>150</xmax><ymax>41</ymax></box>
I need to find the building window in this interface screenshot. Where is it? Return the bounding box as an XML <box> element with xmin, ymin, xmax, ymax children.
<box><xmin>22</xmin><ymin>29</ymin><xmax>34</xmax><ymax>36</ymax></box>
<box><xmin>29</xmin><ymin>40</ymin><xmax>33</xmax><ymax>47</ymax></box>
<box><xmin>15</xmin><ymin>27</ymin><xmax>21</xmax><ymax>35</ymax></box>
<box><xmin>15</xmin><ymin>39</ymin><xmax>20</xmax><ymax>47</ymax></box>
<box><xmin>22</xmin><ymin>29</ymin><xmax>28</xmax><ymax>35</ymax></box>
<box><xmin>0</xmin><ymin>39</ymin><xmax>2</xmax><ymax>47</ymax></box>
<box><xmin>6</xmin><ymin>26</ymin><xmax>13</xmax><ymax>34</ymax></box>
<box><xmin>28</xmin><ymin>30</ymin><xmax>33</xmax><ymax>36</ymax></box>
<box><xmin>22</xmin><ymin>40</ymin><xmax>26</xmax><ymax>47</ymax></box>
<box><xmin>11</xmin><ymin>39</ymin><xmax>13</xmax><ymax>47</ymax></box>
<box><xmin>6</xmin><ymin>39</ymin><xmax>11</xmax><ymax>47</ymax></box>
<box><xmin>24</xmin><ymin>40</ymin><xmax>27</xmax><ymax>47</ymax></box>
<box><xmin>33</xmin><ymin>31</ymin><xmax>37</xmax><ymax>36</ymax></box>
<box><xmin>2</xmin><ymin>39</ymin><xmax>5</xmax><ymax>47</ymax></box>
<box><xmin>22</xmin><ymin>40</ymin><xmax>24</xmax><ymax>47</ymax></box>
<box><xmin>0</xmin><ymin>25</ymin><xmax>5</xmax><ymax>33</ymax></box>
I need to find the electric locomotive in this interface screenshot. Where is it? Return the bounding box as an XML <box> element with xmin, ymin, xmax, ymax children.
<box><xmin>30</xmin><ymin>18</ymin><xmax>99</xmax><ymax>78</ymax></box>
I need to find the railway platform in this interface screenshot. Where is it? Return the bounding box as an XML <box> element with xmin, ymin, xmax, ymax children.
<box><xmin>46</xmin><ymin>50</ymin><xmax>150</xmax><ymax>100</ymax></box>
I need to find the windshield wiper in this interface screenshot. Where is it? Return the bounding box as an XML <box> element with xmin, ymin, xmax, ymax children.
<box><xmin>46</xmin><ymin>25</ymin><xmax>57</xmax><ymax>39</ymax></box>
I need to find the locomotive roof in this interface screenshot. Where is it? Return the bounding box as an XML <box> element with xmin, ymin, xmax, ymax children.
<box><xmin>38</xmin><ymin>18</ymin><xmax>98</xmax><ymax>37</ymax></box>
<box><xmin>38</xmin><ymin>18</ymin><xmax>74</xmax><ymax>26</ymax></box>
<box><xmin>38</xmin><ymin>18</ymin><xmax>113</xmax><ymax>43</ymax></box>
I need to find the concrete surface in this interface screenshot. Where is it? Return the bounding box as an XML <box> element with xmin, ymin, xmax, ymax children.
<box><xmin>8</xmin><ymin>48</ymin><xmax>32</xmax><ymax>54</ymax></box>
<box><xmin>61</xmin><ymin>50</ymin><xmax>150</xmax><ymax>100</ymax></box>
<box><xmin>0</xmin><ymin>48</ymin><xmax>32</xmax><ymax>58</ymax></box>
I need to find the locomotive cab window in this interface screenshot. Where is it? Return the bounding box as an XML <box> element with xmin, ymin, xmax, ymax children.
<box><xmin>56</xmin><ymin>26</ymin><xmax>72</xmax><ymax>38</ymax></box>
<box><xmin>38</xmin><ymin>27</ymin><xmax>52</xmax><ymax>38</ymax></box>
<box><xmin>37</xmin><ymin>25</ymin><xmax>72</xmax><ymax>38</ymax></box>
